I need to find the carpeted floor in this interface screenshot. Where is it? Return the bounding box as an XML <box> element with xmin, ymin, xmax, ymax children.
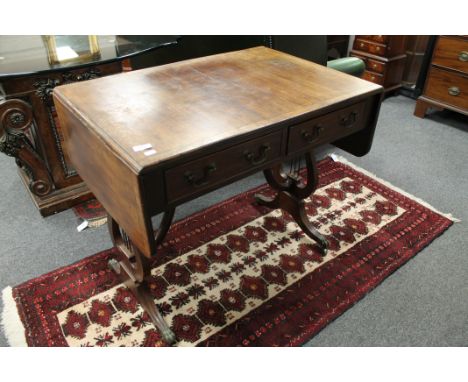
<box><xmin>0</xmin><ymin>95</ymin><xmax>467</xmax><ymax>346</ymax></box>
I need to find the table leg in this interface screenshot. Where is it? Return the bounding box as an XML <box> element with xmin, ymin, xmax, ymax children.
<box><xmin>107</xmin><ymin>211</ymin><xmax>177</xmax><ymax>344</ymax></box>
<box><xmin>256</xmin><ymin>150</ymin><xmax>328</xmax><ymax>254</ymax></box>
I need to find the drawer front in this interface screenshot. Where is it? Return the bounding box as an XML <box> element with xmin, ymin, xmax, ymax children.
<box><xmin>165</xmin><ymin>131</ymin><xmax>282</xmax><ymax>203</ymax></box>
<box><xmin>351</xmin><ymin>53</ymin><xmax>387</xmax><ymax>74</ymax></box>
<box><xmin>366</xmin><ymin>58</ymin><xmax>386</xmax><ymax>74</ymax></box>
<box><xmin>425</xmin><ymin>67</ymin><xmax>468</xmax><ymax>110</ymax></box>
<box><xmin>354</xmin><ymin>39</ymin><xmax>387</xmax><ymax>57</ymax></box>
<box><xmin>362</xmin><ymin>70</ymin><xmax>384</xmax><ymax>85</ymax></box>
<box><xmin>359</xmin><ymin>35</ymin><xmax>389</xmax><ymax>44</ymax></box>
<box><xmin>287</xmin><ymin>101</ymin><xmax>367</xmax><ymax>154</ymax></box>
<box><xmin>432</xmin><ymin>36</ymin><xmax>468</xmax><ymax>73</ymax></box>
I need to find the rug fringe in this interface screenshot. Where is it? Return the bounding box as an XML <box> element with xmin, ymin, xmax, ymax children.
<box><xmin>87</xmin><ymin>217</ymin><xmax>108</xmax><ymax>228</ymax></box>
<box><xmin>329</xmin><ymin>154</ymin><xmax>460</xmax><ymax>223</ymax></box>
<box><xmin>1</xmin><ymin>286</ymin><xmax>27</xmax><ymax>347</ymax></box>
<box><xmin>77</xmin><ymin>217</ymin><xmax>108</xmax><ymax>232</ymax></box>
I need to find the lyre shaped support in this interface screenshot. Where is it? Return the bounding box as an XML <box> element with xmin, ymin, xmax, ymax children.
<box><xmin>256</xmin><ymin>150</ymin><xmax>328</xmax><ymax>254</ymax></box>
<box><xmin>107</xmin><ymin>210</ymin><xmax>177</xmax><ymax>344</ymax></box>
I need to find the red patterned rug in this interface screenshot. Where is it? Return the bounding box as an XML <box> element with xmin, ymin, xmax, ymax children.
<box><xmin>1</xmin><ymin>156</ymin><xmax>456</xmax><ymax>346</ymax></box>
<box><xmin>73</xmin><ymin>198</ymin><xmax>107</xmax><ymax>229</ymax></box>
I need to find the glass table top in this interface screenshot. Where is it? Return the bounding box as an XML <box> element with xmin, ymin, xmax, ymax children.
<box><xmin>0</xmin><ymin>35</ymin><xmax>180</xmax><ymax>79</ymax></box>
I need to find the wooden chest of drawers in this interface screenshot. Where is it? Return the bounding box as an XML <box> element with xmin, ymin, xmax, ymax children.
<box><xmin>414</xmin><ymin>36</ymin><xmax>468</xmax><ymax>118</ymax></box>
<box><xmin>350</xmin><ymin>35</ymin><xmax>407</xmax><ymax>92</ymax></box>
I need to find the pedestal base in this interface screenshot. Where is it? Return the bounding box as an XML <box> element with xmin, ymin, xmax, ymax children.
<box><xmin>106</xmin><ymin>150</ymin><xmax>328</xmax><ymax>344</ymax></box>
<box><xmin>19</xmin><ymin>170</ymin><xmax>94</xmax><ymax>216</ymax></box>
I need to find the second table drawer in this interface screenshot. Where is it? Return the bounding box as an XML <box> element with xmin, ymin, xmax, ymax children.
<box><xmin>165</xmin><ymin>131</ymin><xmax>282</xmax><ymax>203</ymax></box>
<box><xmin>287</xmin><ymin>101</ymin><xmax>367</xmax><ymax>154</ymax></box>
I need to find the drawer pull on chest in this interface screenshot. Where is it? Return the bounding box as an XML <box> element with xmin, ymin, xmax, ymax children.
<box><xmin>340</xmin><ymin>111</ymin><xmax>358</xmax><ymax>128</ymax></box>
<box><xmin>459</xmin><ymin>51</ymin><xmax>468</xmax><ymax>62</ymax></box>
<box><xmin>243</xmin><ymin>143</ymin><xmax>271</xmax><ymax>165</ymax></box>
<box><xmin>301</xmin><ymin>125</ymin><xmax>324</xmax><ymax>143</ymax></box>
<box><xmin>184</xmin><ymin>163</ymin><xmax>217</xmax><ymax>187</ymax></box>
<box><xmin>448</xmin><ymin>86</ymin><xmax>460</xmax><ymax>96</ymax></box>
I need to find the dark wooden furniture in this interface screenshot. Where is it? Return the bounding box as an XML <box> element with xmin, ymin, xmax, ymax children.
<box><xmin>402</xmin><ymin>36</ymin><xmax>430</xmax><ymax>87</ymax></box>
<box><xmin>0</xmin><ymin>35</ymin><xmax>178</xmax><ymax>216</ymax></box>
<box><xmin>327</xmin><ymin>35</ymin><xmax>350</xmax><ymax>60</ymax></box>
<box><xmin>414</xmin><ymin>35</ymin><xmax>468</xmax><ymax>118</ymax></box>
<box><xmin>54</xmin><ymin>47</ymin><xmax>383</xmax><ymax>344</ymax></box>
<box><xmin>400</xmin><ymin>36</ymin><xmax>431</xmax><ymax>99</ymax></box>
<box><xmin>350</xmin><ymin>35</ymin><xmax>407</xmax><ymax>92</ymax></box>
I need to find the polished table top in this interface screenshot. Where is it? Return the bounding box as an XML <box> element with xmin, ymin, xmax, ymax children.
<box><xmin>0</xmin><ymin>35</ymin><xmax>179</xmax><ymax>79</ymax></box>
<box><xmin>54</xmin><ymin>46</ymin><xmax>382</xmax><ymax>174</ymax></box>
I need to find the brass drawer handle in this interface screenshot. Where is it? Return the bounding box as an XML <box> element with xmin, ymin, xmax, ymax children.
<box><xmin>184</xmin><ymin>162</ymin><xmax>217</xmax><ymax>187</ymax></box>
<box><xmin>448</xmin><ymin>86</ymin><xmax>460</xmax><ymax>96</ymax></box>
<box><xmin>459</xmin><ymin>51</ymin><xmax>468</xmax><ymax>62</ymax></box>
<box><xmin>244</xmin><ymin>143</ymin><xmax>271</xmax><ymax>165</ymax></box>
<box><xmin>340</xmin><ymin>111</ymin><xmax>358</xmax><ymax>127</ymax></box>
<box><xmin>302</xmin><ymin>125</ymin><xmax>324</xmax><ymax>143</ymax></box>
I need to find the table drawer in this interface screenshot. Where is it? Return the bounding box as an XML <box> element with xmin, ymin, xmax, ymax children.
<box><xmin>425</xmin><ymin>67</ymin><xmax>468</xmax><ymax>110</ymax></box>
<box><xmin>362</xmin><ymin>70</ymin><xmax>384</xmax><ymax>85</ymax></box>
<box><xmin>287</xmin><ymin>101</ymin><xmax>367</xmax><ymax>154</ymax></box>
<box><xmin>165</xmin><ymin>131</ymin><xmax>282</xmax><ymax>203</ymax></box>
<box><xmin>432</xmin><ymin>36</ymin><xmax>468</xmax><ymax>73</ymax></box>
<box><xmin>354</xmin><ymin>39</ymin><xmax>387</xmax><ymax>57</ymax></box>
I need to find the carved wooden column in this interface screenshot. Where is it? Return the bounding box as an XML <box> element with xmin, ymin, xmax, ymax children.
<box><xmin>0</xmin><ymin>98</ymin><xmax>54</xmax><ymax>196</ymax></box>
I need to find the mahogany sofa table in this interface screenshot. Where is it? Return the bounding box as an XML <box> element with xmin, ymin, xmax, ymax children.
<box><xmin>54</xmin><ymin>47</ymin><xmax>383</xmax><ymax>344</ymax></box>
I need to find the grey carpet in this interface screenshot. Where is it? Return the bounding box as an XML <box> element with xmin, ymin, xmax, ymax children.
<box><xmin>0</xmin><ymin>95</ymin><xmax>467</xmax><ymax>346</ymax></box>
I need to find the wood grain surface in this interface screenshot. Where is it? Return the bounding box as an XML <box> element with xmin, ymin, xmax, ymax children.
<box><xmin>432</xmin><ymin>36</ymin><xmax>468</xmax><ymax>74</ymax></box>
<box><xmin>53</xmin><ymin>46</ymin><xmax>381</xmax><ymax>173</ymax></box>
